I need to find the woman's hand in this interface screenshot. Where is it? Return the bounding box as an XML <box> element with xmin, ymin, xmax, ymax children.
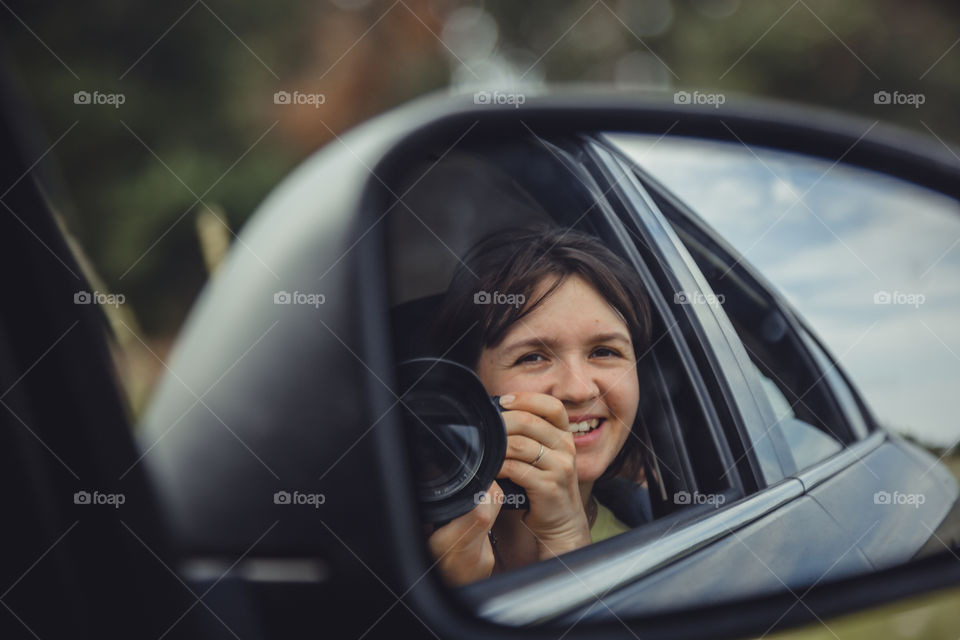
<box><xmin>426</xmin><ymin>482</ymin><xmax>504</xmax><ymax>585</ymax></box>
<box><xmin>497</xmin><ymin>392</ymin><xmax>591</xmax><ymax>561</ymax></box>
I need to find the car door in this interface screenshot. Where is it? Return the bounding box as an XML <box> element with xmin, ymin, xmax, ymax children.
<box><xmin>0</xmin><ymin>70</ymin><xmax>207</xmax><ymax>639</ymax></box>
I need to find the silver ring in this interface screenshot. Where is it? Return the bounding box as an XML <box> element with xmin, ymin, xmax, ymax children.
<box><xmin>531</xmin><ymin>443</ymin><xmax>546</xmax><ymax>467</ymax></box>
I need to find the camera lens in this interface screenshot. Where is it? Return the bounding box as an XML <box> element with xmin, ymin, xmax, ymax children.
<box><xmin>398</xmin><ymin>358</ymin><xmax>506</xmax><ymax>524</ymax></box>
<box><xmin>403</xmin><ymin>391</ymin><xmax>483</xmax><ymax>501</ymax></box>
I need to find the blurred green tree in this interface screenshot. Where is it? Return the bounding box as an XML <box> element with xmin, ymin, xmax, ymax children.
<box><xmin>1</xmin><ymin>0</ymin><xmax>957</xmax><ymax>346</ymax></box>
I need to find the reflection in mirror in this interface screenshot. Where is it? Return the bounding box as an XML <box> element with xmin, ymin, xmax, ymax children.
<box><xmin>379</xmin><ymin>128</ymin><xmax>959</xmax><ymax>627</ymax></box>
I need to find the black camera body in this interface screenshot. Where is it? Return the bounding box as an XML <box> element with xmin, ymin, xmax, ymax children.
<box><xmin>489</xmin><ymin>396</ymin><xmax>529</xmax><ymax>512</ymax></box>
<box><xmin>398</xmin><ymin>359</ymin><xmax>528</xmax><ymax>525</ymax></box>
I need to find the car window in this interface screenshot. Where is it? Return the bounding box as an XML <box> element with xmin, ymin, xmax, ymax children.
<box><xmin>382</xmin><ymin>133</ymin><xmax>738</xmax><ymax>570</ymax></box>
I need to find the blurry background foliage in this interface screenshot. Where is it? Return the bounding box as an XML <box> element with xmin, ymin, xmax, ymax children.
<box><xmin>1</xmin><ymin>0</ymin><xmax>959</xmax><ymax>414</ymax></box>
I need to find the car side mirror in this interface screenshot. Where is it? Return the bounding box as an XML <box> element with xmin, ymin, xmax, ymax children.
<box><xmin>139</xmin><ymin>92</ymin><xmax>960</xmax><ymax>639</ymax></box>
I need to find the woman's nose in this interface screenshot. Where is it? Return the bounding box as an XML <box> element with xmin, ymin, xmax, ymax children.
<box><xmin>552</xmin><ymin>359</ymin><xmax>600</xmax><ymax>405</ymax></box>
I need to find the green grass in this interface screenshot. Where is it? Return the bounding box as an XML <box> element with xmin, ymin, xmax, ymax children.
<box><xmin>767</xmin><ymin>585</ymin><xmax>960</xmax><ymax>640</ymax></box>
<box><xmin>942</xmin><ymin>453</ymin><xmax>960</xmax><ymax>485</ymax></box>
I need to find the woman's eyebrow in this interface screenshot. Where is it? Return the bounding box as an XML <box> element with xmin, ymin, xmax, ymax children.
<box><xmin>501</xmin><ymin>331</ymin><xmax>631</xmax><ymax>354</ymax></box>
<box><xmin>501</xmin><ymin>336</ymin><xmax>561</xmax><ymax>354</ymax></box>
<box><xmin>590</xmin><ymin>331</ymin><xmax>632</xmax><ymax>345</ymax></box>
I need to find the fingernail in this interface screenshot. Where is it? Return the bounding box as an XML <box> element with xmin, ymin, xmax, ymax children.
<box><xmin>499</xmin><ymin>394</ymin><xmax>516</xmax><ymax>407</ymax></box>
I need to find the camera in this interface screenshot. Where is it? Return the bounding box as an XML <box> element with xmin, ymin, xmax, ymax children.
<box><xmin>398</xmin><ymin>358</ymin><xmax>527</xmax><ymax>524</ymax></box>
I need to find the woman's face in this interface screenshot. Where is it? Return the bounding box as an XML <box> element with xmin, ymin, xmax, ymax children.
<box><xmin>476</xmin><ymin>275</ymin><xmax>641</xmax><ymax>484</ymax></box>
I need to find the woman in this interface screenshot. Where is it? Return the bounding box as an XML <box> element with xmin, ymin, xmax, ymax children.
<box><xmin>427</xmin><ymin>226</ymin><xmax>653</xmax><ymax>585</ymax></box>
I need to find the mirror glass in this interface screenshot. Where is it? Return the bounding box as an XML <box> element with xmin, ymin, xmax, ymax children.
<box><xmin>380</xmin><ymin>126</ymin><xmax>960</xmax><ymax>626</ymax></box>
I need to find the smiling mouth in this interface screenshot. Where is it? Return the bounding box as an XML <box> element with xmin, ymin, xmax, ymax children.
<box><xmin>569</xmin><ymin>418</ymin><xmax>604</xmax><ymax>434</ymax></box>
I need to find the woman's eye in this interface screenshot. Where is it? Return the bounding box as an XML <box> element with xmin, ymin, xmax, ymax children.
<box><xmin>514</xmin><ymin>352</ymin><xmax>546</xmax><ymax>365</ymax></box>
<box><xmin>592</xmin><ymin>347</ymin><xmax>621</xmax><ymax>358</ymax></box>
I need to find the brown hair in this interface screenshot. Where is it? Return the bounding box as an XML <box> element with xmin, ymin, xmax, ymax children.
<box><xmin>434</xmin><ymin>225</ymin><xmax>653</xmax><ymax>481</ymax></box>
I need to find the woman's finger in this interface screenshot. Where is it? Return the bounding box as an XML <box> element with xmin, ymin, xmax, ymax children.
<box><xmin>427</xmin><ymin>483</ymin><xmax>503</xmax><ymax>585</ymax></box>
<box><xmin>501</xmin><ymin>409</ymin><xmax>574</xmax><ymax>455</ymax></box>
<box><xmin>504</xmin><ymin>433</ymin><xmax>548</xmax><ymax>466</ymax></box>
<box><xmin>499</xmin><ymin>391</ymin><xmax>569</xmax><ymax>431</ymax></box>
